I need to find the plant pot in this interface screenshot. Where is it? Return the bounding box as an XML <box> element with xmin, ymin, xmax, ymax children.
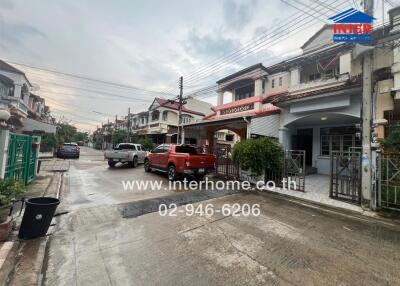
<box><xmin>0</xmin><ymin>216</ymin><xmax>14</xmax><ymax>242</ymax></box>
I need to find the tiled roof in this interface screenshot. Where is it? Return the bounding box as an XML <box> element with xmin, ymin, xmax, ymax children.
<box><xmin>155</xmin><ymin>98</ymin><xmax>205</xmax><ymax>116</ymax></box>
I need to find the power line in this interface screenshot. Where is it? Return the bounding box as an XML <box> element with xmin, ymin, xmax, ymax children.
<box><xmin>31</xmin><ymin>81</ymin><xmax>154</xmax><ymax>102</ymax></box>
<box><xmin>182</xmin><ymin>0</ymin><xmax>343</xmax><ymax>85</ymax></box>
<box><xmin>4</xmin><ymin>59</ymin><xmax>176</xmax><ymax>96</ymax></box>
<box><xmin>182</xmin><ymin>0</ymin><xmax>349</xmax><ymax>86</ymax></box>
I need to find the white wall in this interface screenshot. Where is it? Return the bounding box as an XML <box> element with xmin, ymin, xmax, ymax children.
<box><xmin>266</xmin><ymin>72</ymin><xmax>290</xmax><ymax>95</ymax></box>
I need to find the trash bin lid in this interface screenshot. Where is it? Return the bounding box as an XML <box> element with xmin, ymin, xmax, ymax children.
<box><xmin>26</xmin><ymin>197</ymin><xmax>60</xmax><ymax>206</ymax></box>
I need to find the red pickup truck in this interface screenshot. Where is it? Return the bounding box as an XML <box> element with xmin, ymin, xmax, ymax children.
<box><xmin>144</xmin><ymin>144</ymin><xmax>215</xmax><ymax>180</ymax></box>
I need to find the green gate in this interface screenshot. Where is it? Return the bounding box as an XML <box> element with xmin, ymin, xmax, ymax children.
<box><xmin>4</xmin><ymin>133</ymin><xmax>40</xmax><ymax>185</ymax></box>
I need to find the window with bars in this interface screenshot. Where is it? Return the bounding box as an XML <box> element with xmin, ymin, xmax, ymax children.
<box><xmin>320</xmin><ymin>126</ymin><xmax>361</xmax><ymax>156</ymax></box>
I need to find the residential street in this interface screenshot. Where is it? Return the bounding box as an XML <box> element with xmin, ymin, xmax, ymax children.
<box><xmin>39</xmin><ymin>147</ymin><xmax>400</xmax><ymax>286</ymax></box>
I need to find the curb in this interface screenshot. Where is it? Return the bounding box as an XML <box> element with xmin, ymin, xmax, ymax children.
<box><xmin>0</xmin><ymin>241</ymin><xmax>20</xmax><ymax>286</ymax></box>
<box><xmin>255</xmin><ymin>190</ymin><xmax>400</xmax><ymax>229</ymax></box>
<box><xmin>3</xmin><ymin>172</ymin><xmax>64</xmax><ymax>286</ymax></box>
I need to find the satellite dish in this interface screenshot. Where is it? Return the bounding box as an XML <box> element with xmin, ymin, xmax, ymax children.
<box><xmin>31</xmin><ymin>83</ymin><xmax>40</xmax><ymax>92</ymax></box>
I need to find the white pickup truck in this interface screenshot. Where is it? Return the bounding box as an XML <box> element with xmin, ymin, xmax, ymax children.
<box><xmin>104</xmin><ymin>143</ymin><xmax>148</xmax><ymax>168</ymax></box>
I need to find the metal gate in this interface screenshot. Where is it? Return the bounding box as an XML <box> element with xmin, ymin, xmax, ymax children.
<box><xmin>214</xmin><ymin>146</ymin><xmax>239</xmax><ymax>179</ymax></box>
<box><xmin>283</xmin><ymin>150</ymin><xmax>305</xmax><ymax>192</ymax></box>
<box><xmin>378</xmin><ymin>153</ymin><xmax>400</xmax><ymax>211</ymax></box>
<box><xmin>264</xmin><ymin>150</ymin><xmax>305</xmax><ymax>192</ymax></box>
<box><xmin>330</xmin><ymin>150</ymin><xmax>361</xmax><ymax>204</ymax></box>
<box><xmin>4</xmin><ymin>133</ymin><xmax>39</xmax><ymax>184</ymax></box>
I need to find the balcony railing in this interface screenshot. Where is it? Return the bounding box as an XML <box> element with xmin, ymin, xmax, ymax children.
<box><xmin>289</xmin><ymin>73</ymin><xmax>350</xmax><ymax>93</ymax></box>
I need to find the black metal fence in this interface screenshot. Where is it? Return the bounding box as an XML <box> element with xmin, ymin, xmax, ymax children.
<box><xmin>330</xmin><ymin>150</ymin><xmax>361</xmax><ymax>204</ymax></box>
<box><xmin>378</xmin><ymin>153</ymin><xmax>400</xmax><ymax>211</ymax></box>
<box><xmin>213</xmin><ymin>146</ymin><xmax>239</xmax><ymax>179</ymax></box>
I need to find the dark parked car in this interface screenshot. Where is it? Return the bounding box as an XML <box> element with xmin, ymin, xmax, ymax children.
<box><xmin>57</xmin><ymin>143</ymin><xmax>80</xmax><ymax>159</ymax></box>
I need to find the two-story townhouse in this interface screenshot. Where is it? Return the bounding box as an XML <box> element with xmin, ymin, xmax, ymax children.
<box><xmin>183</xmin><ymin>63</ymin><xmax>281</xmax><ymax>152</ymax></box>
<box><xmin>22</xmin><ymin>93</ymin><xmax>56</xmax><ymax>135</ymax></box>
<box><xmin>262</xmin><ymin>19</ymin><xmax>399</xmax><ymax>177</ymax></box>
<box><xmin>0</xmin><ymin>60</ymin><xmax>31</xmax><ymax>130</ymax></box>
<box><xmin>143</xmin><ymin>97</ymin><xmax>211</xmax><ymax>144</ymax></box>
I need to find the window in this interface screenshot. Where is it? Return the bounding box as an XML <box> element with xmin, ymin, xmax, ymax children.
<box><xmin>181</xmin><ymin>115</ymin><xmax>193</xmax><ymax>125</ymax></box>
<box><xmin>234</xmin><ymin>84</ymin><xmax>254</xmax><ymax>101</ymax></box>
<box><xmin>226</xmin><ymin>134</ymin><xmax>234</xmax><ymax>142</ymax></box>
<box><xmin>175</xmin><ymin>145</ymin><xmax>197</xmax><ymax>155</ymax></box>
<box><xmin>117</xmin><ymin>144</ymin><xmax>136</xmax><ymax>150</ymax></box>
<box><xmin>271</xmin><ymin>79</ymin><xmax>275</xmax><ymax>88</ymax></box>
<box><xmin>162</xmin><ymin>111</ymin><xmax>168</xmax><ymax>121</ymax></box>
<box><xmin>279</xmin><ymin>77</ymin><xmax>282</xmax><ymax>87</ymax></box>
<box><xmin>152</xmin><ymin>145</ymin><xmax>164</xmax><ymax>153</ymax></box>
<box><xmin>309</xmin><ymin>73</ymin><xmax>321</xmax><ymax>81</ymax></box>
<box><xmin>151</xmin><ymin>110</ymin><xmax>159</xmax><ymax>121</ymax></box>
<box><xmin>262</xmin><ymin>80</ymin><xmax>265</xmax><ymax>93</ymax></box>
<box><xmin>320</xmin><ymin>127</ymin><xmax>361</xmax><ymax>156</ymax></box>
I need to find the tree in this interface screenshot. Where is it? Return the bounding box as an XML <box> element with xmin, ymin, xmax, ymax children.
<box><xmin>112</xmin><ymin>130</ymin><xmax>128</xmax><ymax>145</ymax></box>
<box><xmin>73</xmin><ymin>131</ymin><xmax>88</xmax><ymax>142</ymax></box>
<box><xmin>138</xmin><ymin>138</ymin><xmax>153</xmax><ymax>150</ymax></box>
<box><xmin>56</xmin><ymin>123</ymin><xmax>77</xmax><ymax>143</ymax></box>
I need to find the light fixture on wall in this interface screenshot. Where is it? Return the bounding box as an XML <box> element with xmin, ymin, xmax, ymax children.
<box><xmin>321</xmin><ymin>117</ymin><xmax>327</xmax><ymax>121</ymax></box>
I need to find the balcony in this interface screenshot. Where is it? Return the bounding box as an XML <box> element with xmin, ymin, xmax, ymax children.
<box><xmin>289</xmin><ymin>73</ymin><xmax>350</xmax><ymax>94</ymax></box>
<box><xmin>1</xmin><ymin>95</ymin><xmax>29</xmax><ymax>117</ymax></box>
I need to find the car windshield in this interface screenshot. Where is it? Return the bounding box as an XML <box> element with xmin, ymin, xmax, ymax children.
<box><xmin>175</xmin><ymin>145</ymin><xmax>198</xmax><ymax>155</ymax></box>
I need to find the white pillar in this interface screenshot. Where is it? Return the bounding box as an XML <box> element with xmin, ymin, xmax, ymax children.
<box><xmin>290</xmin><ymin>68</ymin><xmax>300</xmax><ymax>88</ymax></box>
<box><xmin>217</xmin><ymin>91</ymin><xmax>224</xmax><ymax>106</ymax></box>
<box><xmin>279</xmin><ymin>127</ymin><xmax>290</xmax><ymax>150</ymax></box>
<box><xmin>0</xmin><ymin>129</ymin><xmax>10</xmax><ymax>179</ymax></box>
<box><xmin>181</xmin><ymin>128</ymin><xmax>185</xmax><ymax>144</ymax></box>
<box><xmin>254</xmin><ymin>79</ymin><xmax>263</xmax><ymax>96</ymax></box>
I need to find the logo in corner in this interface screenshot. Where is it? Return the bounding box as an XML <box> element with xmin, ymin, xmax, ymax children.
<box><xmin>329</xmin><ymin>8</ymin><xmax>376</xmax><ymax>43</ymax></box>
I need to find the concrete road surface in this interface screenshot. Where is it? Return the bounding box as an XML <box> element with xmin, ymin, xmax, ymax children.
<box><xmin>42</xmin><ymin>147</ymin><xmax>400</xmax><ymax>286</ymax></box>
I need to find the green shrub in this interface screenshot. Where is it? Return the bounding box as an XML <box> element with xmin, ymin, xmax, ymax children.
<box><xmin>382</xmin><ymin>127</ymin><xmax>400</xmax><ymax>152</ymax></box>
<box><xmin>138</xmin><ymin>138</ymin><xmax>153</xmax><ymax>150</ymax></box>
<box><xmin>0</xmin><ymin>179</ymin><xmax>25</xmax><ymax>205</ymax></box>
<box><xmin>232</xmin><ymin>137</ymin><xmax>283</xmax><ymax>175</ymax></box>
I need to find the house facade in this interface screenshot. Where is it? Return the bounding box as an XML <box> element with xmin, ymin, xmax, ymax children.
<box><xmin>130</xmin><ymin>97</ymin><xmax>213</xmax><ymax>144</ymax></box>
<box><xmin>0</xmin><ymin>60</ymin><xmax>56</xmax><ymax>134</ymax></box>
<box><xmin>184</xmin><ymin>11</ymin><xmax>399</xmax><ymax>179</ymax></box>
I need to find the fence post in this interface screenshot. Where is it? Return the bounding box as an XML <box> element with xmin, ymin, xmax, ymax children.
<box><xmin>0</xmin><ymin>129</ymin><xmax>9</xmax><ymax>179</ymax></box>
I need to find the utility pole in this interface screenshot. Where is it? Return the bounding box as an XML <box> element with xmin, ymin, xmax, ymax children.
<box><xmin>361</xmin><ymin>0</ymin><xmax>374</xmax><ymax>209</ymax></box>
<box><xmin>127</xmin><ymin>107</ymin><xmax>131</xmax><ymax>142</ymax></box>
<box><xmin>177</xmin><ymin>76</ymin><xmax>183</xmax><ymax>144</ymax></box>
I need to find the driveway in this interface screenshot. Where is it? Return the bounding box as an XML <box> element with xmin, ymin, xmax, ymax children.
<box><xmin>42</xmin><ymin>147</ymin><xmax>400</xmax><ymax>286</ymax></box>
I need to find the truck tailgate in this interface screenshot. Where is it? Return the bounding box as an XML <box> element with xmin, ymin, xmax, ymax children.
<box><xmin>187</xmin><ymin>154</ymin><xmax>215</xmax><ymax>168</ymax></box>
<box><xmin>105</xmin><ymin>151</ymin><xmax>129</xmax><ymax>160</ymax></box>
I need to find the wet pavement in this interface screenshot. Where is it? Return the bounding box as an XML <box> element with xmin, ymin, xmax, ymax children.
<box><xmin>42</xmin><ymin>147</ymin><xmax>400</xmax><ymax>286</ymax></box>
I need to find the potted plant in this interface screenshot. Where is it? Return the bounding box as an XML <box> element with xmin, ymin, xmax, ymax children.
<box><xmin>0</xmin><ymin>179</ymin><xmax>25</xmax><ymax>241</ymax></box>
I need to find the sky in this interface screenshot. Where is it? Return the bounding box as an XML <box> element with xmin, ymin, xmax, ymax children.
<box><xmin>0</xmin><ymin>0</ymin><xmax>391</xmax><ymax>132</ymax></box>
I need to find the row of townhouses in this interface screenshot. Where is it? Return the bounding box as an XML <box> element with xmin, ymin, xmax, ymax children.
<box><xmin>181</xmin><ymin>8</ymin><xmax>400</xmax><ymax>209</ymax></box>
<box><xmin>0</xmin><ymin>60</ymin><xmax>57</xmax><ymax>184</ymax></box>
<box><xmin>92</xmin><ymin>96</ymin><xmax>238</xmax><ymax>149</ymax></box>
<box><xmin>0</xmin><ymin>60</ymin><xmax>56</xmax><ymax>134</ymax></box>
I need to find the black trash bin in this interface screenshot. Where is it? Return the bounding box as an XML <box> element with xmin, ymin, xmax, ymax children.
<box><xmin>18</xmin><ymin>197</ymin><xmax>60</xmax><ymax>239</ymax></box>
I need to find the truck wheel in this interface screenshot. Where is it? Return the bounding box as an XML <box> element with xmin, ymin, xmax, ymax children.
<box><xmin>108</xmin><ymin>161</ymin><xmax>116</xmax><ymax>167</ymax></box>
<box><xmin>130</xmin><ymin>156</ymin><xmax>138</xmax><ymax>168</ymax></box>
<box><xmin>168</xmin><ymin>165</ymin><xmax>177</xmax><ymax>181</ymax></box>
<box><xmin>195</xmin><ymin>174</ymin><xmax>205</xmax><ymax>181</ymax></box>
<box><xmin>144</xmin><ymin>159</ymin><xmax>151</xmax><ymax>172</ymax></box>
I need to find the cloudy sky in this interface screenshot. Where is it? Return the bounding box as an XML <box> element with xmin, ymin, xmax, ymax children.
<box><xmin>0</xmin><ymin>0</ymin><xmax>388</xmax><ymax>131</ymax></box>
